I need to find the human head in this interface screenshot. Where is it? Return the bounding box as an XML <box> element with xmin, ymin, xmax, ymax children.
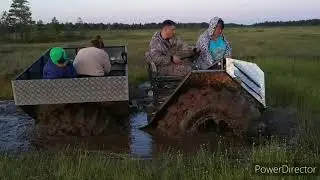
<box><xmin>208</xmin><ymin>17</ymin><xmax>225</xmax><ymax>37</ymax></box>
<box><xmin>49</xmin><ymin>47</ymin><xmax>68</xmax><ymax>65</ymax></box>
<box><xmin>213</xmin><ymin>19</ymin><xmax>224</xmax><ymax>37</ymax></box>
<box><xmin>160</xmin><ymin>20</ymin><xmax>176</xmax><ymax>39</ymax></box>
<box><xmin>91</xmin><ymin>35</ymin><xmax>104</xmax><ymax>49</ymax></box>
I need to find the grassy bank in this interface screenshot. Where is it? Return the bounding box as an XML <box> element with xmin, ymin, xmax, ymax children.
<box><xmin>1</xmin><ymin>26</ymin><xmax>320</xmax><ymax>99</ymax></box>
<box><xmin>1</xmin><ymin>26</ymin><xmax>320</xmax><ymax>179</ymax></box>
<box><xmin>0</xmin><ymin>143</ymin><xmax>319</xmax><ymax>179</ymax></box>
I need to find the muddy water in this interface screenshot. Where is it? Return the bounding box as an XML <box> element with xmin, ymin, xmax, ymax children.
<box><xmin>0</xmin><ymin>100</ymin><xmax>250</xmax><ymax>158</ymax></box>
<box><xmin>0</xmin><ymin>101</ymin><xmax>34</xmax><ymax>153</ymax></box>
<box><xmin>130</xmin><ymin>112</ymin><xmax>153</xmax><ymax>157</ymax></box>
<box><xmin>0</xmin><ymin>82</ymin><xmax>300</xmax><ymax>158</ymax></box>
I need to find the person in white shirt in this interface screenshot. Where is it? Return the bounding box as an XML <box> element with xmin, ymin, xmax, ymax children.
<box><xmin>73</xmin><ymin>37</ymin><xmax>111</xmax><ymax>77</ymax></box>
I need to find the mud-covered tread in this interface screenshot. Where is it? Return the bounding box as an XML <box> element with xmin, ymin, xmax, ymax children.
<box><xmin>156</xmin><ymin>86</ymin><xmax>261</xmax><ymax>137</ymax></box>
<box><xmin>33</xmin><ymin>103</ymin><xmax>127</xmax><ymax>139</ymax></box>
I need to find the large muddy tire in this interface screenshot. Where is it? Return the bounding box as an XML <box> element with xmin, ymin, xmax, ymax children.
<box><xmin>33</xmin><ymin>103</ymin><xmax>128</xmax><ymax>139</ymax></box>
<box><xmin>156</xmin><ymin>86</ymin><xmax>261</xmax><ymax>137</ymax></box>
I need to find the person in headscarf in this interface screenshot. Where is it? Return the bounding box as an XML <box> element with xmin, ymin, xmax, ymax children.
<box><xmin>43</xmin><ymin>47</ymin><xmax>77</xmax><ymax>79</ymax></box>
<box><xmin>195</xmin><ymin>17</ymin><xmax>232</xmax><ymax>70</ymax></box>
<box><xmin>145</xmin><ymin>20</ymin><xmax>197</xmax><ymax>77</ymax></box>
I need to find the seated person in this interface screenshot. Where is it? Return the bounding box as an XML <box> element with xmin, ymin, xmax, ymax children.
<box><xmin>195</xmin><ymin>17</ymin><xmax>232</xmax><ymax>70</ymax></box>
<box><xmin>43</xmin><ymin>47</ymin><xmax>77</xmax><ymax>79</ymax></box>
<box><xmin>73</xmin><ymin>37</ymin><xmax>111</xmax><ymax>77</ymax></box>
<box><xmin>145</xmin><ymin>20</ymin><xmax>197</xmax><ymax>77</ymax></box>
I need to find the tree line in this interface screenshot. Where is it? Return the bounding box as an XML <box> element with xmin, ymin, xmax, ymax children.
<box><xmin>1</xmin><ymin>0</ymin><xmax>319</xmax><ymax>43</ymax></box>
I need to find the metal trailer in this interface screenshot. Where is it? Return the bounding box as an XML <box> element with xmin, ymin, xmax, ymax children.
<box><xmin>11</xmin><ymin>46</ymin><xmax>130</xmax><ymax>136</ymax></box>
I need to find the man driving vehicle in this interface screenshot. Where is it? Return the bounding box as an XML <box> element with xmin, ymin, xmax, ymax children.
<box><xmin>145</xmin><ymin>20</ymin><xmax>198</xmax><ymax>77</ymax></box>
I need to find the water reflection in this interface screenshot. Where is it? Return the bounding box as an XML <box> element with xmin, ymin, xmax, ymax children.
<box><xmin>129</xmin><ymin>111</ymin><xmax>250</xmax><ymax>158</ymax></box>
<box><xmin>129</xmin><ymin>112</ymin><xmax>153</xmax><ymax>158</ymax></box>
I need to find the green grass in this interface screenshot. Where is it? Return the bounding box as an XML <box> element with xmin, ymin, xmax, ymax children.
<box><xmin>1</xmin><ymin>26</ymin><xmax>319</xmax><ymax>95</ymax></box>
<box><xmin>1</xmin><ymin>143</ymin><xmax>319</xmax><ymax>179</ymax></box>
<box><xmin>1</xmin><ymin>26</ymin><xmax>320</xmax><ymax>179</ymax></box>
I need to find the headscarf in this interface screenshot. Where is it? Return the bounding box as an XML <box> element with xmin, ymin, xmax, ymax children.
<box><xmin>195</xmin><ymin>17</ymin><xmax>232</xmax><ymax>69</ymax></box>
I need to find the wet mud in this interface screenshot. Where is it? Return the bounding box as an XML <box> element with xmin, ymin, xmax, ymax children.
<box><xmin>0</xmin><ymin>82</ymin><xmax>304</xmax><ymax>158</ymax></box>
<box><xmin>29</xmin><ymin>102</ymin><xmax>130</xmax><ymax>151</ymax></box>
<box><xmin>255</xmin><ymin>106</ymin><xmax>300</xmax><ymax>146</ymax></box>
<box><xmin>156</xmin><ymin>86</ymin><xmax>261</xmax><ymax>137</ymax></box>
<box><xmin>35</xmin><ymin>103</ymin><xmax>127</xmax><ymax>137</ymax></box>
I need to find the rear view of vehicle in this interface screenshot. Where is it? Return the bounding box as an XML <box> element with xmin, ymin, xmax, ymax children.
<box><xmin>11</xmin><ymin>46</ymin><xmax>129</xmax><ymax>138</ymax></box>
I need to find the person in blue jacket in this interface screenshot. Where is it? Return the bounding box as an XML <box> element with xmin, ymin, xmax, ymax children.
<box><xmin>43</xmin><ymin>47</ymin><xmax>77</xmax><ymax>79</ymax></box>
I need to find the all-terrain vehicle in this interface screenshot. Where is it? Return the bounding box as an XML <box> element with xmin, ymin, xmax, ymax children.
<box><xmin>11</xmin><ymin>46</ymin><xmax>129</xmax><ymax>137</ymax></box>
<box><xmin>143</xmin><ymin>58</ymin><xmax>266</xmax><ymax>137</ymax></box>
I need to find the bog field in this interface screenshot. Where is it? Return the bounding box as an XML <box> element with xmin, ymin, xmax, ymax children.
<box><xmin>0</xmin><ymin>26</ymin><xmax>320</xmax><ymax>179</ymax></box>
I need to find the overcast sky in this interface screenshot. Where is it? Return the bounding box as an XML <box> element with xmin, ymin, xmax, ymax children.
<box><xmin>1</xmin><ymin>0</ymin><xmax>319</xmax><ymax>24</ymax></box>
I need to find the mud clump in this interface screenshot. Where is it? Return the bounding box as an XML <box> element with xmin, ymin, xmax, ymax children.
<box><xmin>31</xmin><ymin>103</ymin><xmax>129</xmax><ymax>141</ymax></box>
<box><xmin>156</xmin><ymin>86</ymin><xmax>261</xmax><ymax>137</ymax></box>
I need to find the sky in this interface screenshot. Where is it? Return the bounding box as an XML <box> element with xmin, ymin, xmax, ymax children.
<box><xmin>1</xmin><ymin>0</ymin><xmax>319</xmax><ymax>24</ymax></box>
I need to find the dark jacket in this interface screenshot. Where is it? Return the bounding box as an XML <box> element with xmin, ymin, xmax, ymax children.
<box><xmin>145</xmin><ymin>32</ymin><xmax>195</xmax><ymax>76</ymax></box>
<box><xmin>43</xmin><ymin>59</ymin><xmax>77</xmax><ymax>79</ymax></box>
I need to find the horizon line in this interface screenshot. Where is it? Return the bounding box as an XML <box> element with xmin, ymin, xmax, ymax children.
<box><xmin>34</xmin><ymin>18</ymin><xmax>320</xmax><ymax>26</ymax></box>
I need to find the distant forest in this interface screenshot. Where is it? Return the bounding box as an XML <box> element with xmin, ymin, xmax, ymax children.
<box><xmin>29</xmin><ymin>18</ymin><xmax>320</xmax><ymax>30</ymax></box>
<box><xmin>1</xmin><ymin>0</ymin><xmax>319</xmax><ymax>43</ymax></box>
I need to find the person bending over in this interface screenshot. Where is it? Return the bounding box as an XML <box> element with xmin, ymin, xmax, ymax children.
<box><xmin>43</xmin><ymin>47</ymin><xmax>77</xmax><ymax>79</ymax></box>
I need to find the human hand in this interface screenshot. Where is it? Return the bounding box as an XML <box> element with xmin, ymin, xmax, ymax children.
<box><xmin>172</xmin><ymin>56</ymin><xmax>183</xmax><ymax>64</ymax></box>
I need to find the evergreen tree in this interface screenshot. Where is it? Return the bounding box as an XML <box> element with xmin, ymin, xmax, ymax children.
<box><xmin>7</xmin><ymin>0</ymin><xmax>33</xmax><ymax>40</ymax></box>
